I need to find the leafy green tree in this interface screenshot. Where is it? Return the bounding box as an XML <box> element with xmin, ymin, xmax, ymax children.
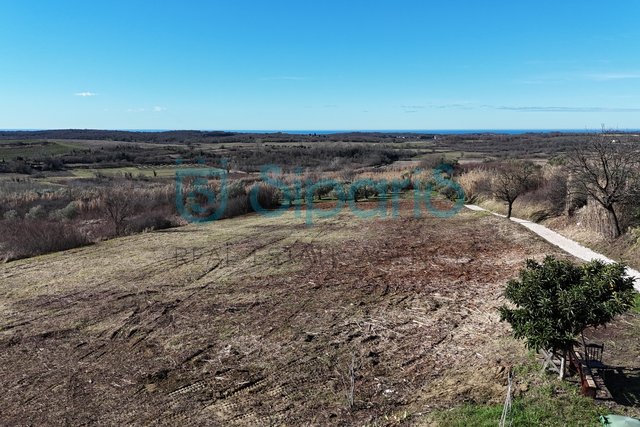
<box><xmin>499</xmin><ymin>256</ymin><xmax>636</xmax><ymax>377</ymax></box>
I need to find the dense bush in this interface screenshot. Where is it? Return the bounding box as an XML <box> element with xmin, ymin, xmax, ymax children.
<box><xmin>312</xmin><ymin>182</ymin><xmax>336</xmax><ymax>200</ymax></box>
<box><xmin>519</xmin><ymin>167</ymin><xmax>569</xmax><ymax>218</ymax></box>
<box><xmin>0</xmin><ymin>219</ymin><xmax>91</xmax><ymax>261</ymax></box>
<box><xmin>249</xmin><ymin>183</ymin><xmax>282</xmax><ymax>211</ymax></box>
<box><xmin>49</xmin><ymin>201</ymin><xmax>79</xmax><ymax>220</ymax></box>
<box><xmin>351</xmin><ymin>183</ymin><xmax>379</xmax><ymax>201</ymax></box>
<box><xmin>500</xmin><ymin>256</ymin><xmax>636</xmax><ymax>362</ymax></box>
<box><xmin>3</xmin><ymin>210</ymin><xmax>19</xmax><ymax>220</ymax></box>
<box><xmin>127</xmin><ymin>212</ymin><xmax>179</xmax><ymax>233</ymax></box>
<box><xmin>25</xmin><ymin>205</ymin><xmax>47</xmax><ymax>220</ymax></box>
<box><xmin>224</xmin><ymin>195</ymin><xmax>251</xmax><ymax>218</ymax></box>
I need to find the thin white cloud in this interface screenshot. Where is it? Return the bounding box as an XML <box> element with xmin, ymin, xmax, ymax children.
<box><xmin>259</xmin><ymin>76</ymin><xmax>309</xmax><ymax>81</ymax></box>
<box><xmin>585</xmin><ymin>73</ymin><xmax>640</xmax><ymax>81</ymax></box>
<box><xmin>430</xmin><ymin>102</ymin><xmax>476</xmax><ymax>110</ymax></box>
<box><xmin>126</xmin><ymin>106</ymin><xmax>167</xmax><ymax>113</ymax></box>
<box><xmin>517</xmin><ymin>78</ymin><xmax>568</xmax><ymax>85</ymax></box>
<box><xmin>75</xmin><ymin>92</ymin><xmax>97</xmax><ymax>97</ymax></box>
<box><xmin>516</xmin><ymin>71</ymin><xmax>640</xmax><ymax>84</ymax></box>
<box><xmin>424</xmin><ymin>103</ymin><xmax>640</xmax><ymax>113</ymax></box>
<box><xmin>492</xmin><ymin>105</ymin><xmax>640</xmax><ymax>113</ymax></box>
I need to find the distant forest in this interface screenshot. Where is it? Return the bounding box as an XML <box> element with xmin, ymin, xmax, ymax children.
<box><xmin>0</xmin><ymin>129</ymin><xmax>601</xmax><ymax>145</ymax></box>
<box><xmin>0</xmin><ymin>129</ymin><xmax>426</xmax><ymax>144</ymax></box>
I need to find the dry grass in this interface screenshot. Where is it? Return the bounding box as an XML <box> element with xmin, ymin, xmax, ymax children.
<box><xmin>546</xmin><ymin>214</ymin><xmax>640</xmax><ymax>271</ymax></box>
<box><xmin>0</xmin><ymin>202</ymin><xmax>573</xmax><ymax>425</ymax></box>
<box><xmin>457</xmin><ymin>168</ymin><xmax>493</xmax><ymax>203</ymax></box>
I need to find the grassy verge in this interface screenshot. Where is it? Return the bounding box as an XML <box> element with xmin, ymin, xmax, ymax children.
<box><xmin>0</xmin><ymin>141</ymin><xmax>83</xmax><ymax>160</ymax></box>
<box><xmin>431</xmin><ymin>356</ymin><xmax>607</xmax><ymax>427</ymax></box>
<box><xmin>69</xmin><ymin>165</ymin><xmax>217</xmax><ymax>179</ymax></box>
<box><xmin>633</xmin><ymin>292</ymin><xmax>640</xmax><ymax>315</ymax></box>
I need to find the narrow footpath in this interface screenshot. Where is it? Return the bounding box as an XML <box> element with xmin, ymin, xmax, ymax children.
<box><xmin>465</xmin><ymin>204</ymin><xmax>640</xmax><ymax>292</ymax></box>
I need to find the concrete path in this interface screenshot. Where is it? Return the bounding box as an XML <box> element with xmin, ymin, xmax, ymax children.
<box><xmin>465</xmin><ymin>204</ymin><xmax>640</xmax><ymax>292</ymax></box>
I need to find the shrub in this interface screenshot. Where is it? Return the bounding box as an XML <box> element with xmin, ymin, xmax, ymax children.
<box><xmin>127</xmin><ymin>213</ymin><xmax>177</xmax><ymax>233</ymax></box>
<box><xmin>223</xmin><ymin>195</ymin><xmax>251</xmax><ymax>218</ymax></box>
<box><xmin>0</xmin><ymin>219</ymin><xmax>91</xmax><ymax>261</ymax></box>
<box><xmin>250</xmin><ymin>183</ymin><xmax>282</xmax><ymax>211</ymax></box>
<box><xmin>631</xmin><ymin>227</ymin><xmax>640</xmax><ymax>245</ymax></box>
<box><xmin>25</xmin><ymin>205</ymin><xmax>47</xmax><ymax>220</ymax></box>
<box><xmin>352</xmin><ymin>183</ymin><xmax>379</xmax><ymax>201</ymax></box>
<box><xmin>49</xmin><ymin>201</ymin><xmax>79</xmax><ymax>221</ymax></box>
<box><xmin>42</xmin><ymin>157</ymin><xmax>64</xmax><ymax>171</ymax></box>
<box><xmin>500</xmin><ymin>256</ymin><xmax>636</xmax><ymax>377</ymax></box>
<box><xmin>226</xmin><ymin>180</ymin><xmax>247</xmax><ymax>199</ymax></box>
<box><xmin>520</xmin><ymin>167</ymin><xmax>568</xmax><ymax>217</ymax></box>
<box><xmin>439</xmin><ymin>184</ymin><xmax>462</xmax><ymax>202</ymax></box>
<box><xmin>176</xmin><ymin>180</ymin><xmax>283</xmax><ymax>222</ymax></box>
<box><xmin>312</xmin><ymin>182</ymin><xmax>335</xmax><ymax>200</ymax></box>
<box><xmin>3</xmin><ymin>210</ymin><xmax>19</xmax><ymax>220</ymax></box>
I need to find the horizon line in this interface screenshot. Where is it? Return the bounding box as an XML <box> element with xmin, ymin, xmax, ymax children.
<box><xmin>1</xmin><ymin>127</ymin><xmax>637</xmax><ymax>134</ymax></box>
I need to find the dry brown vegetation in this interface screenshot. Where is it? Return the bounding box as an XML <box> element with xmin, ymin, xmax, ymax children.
<box><xmin>0</xmin><ymin>201</ymin><xmax>572</xmax><ymax>425</ymax></box>
<box><xmin>2</xmin><ymin>131</ymin><xmax>640</xmax><ymax>424</ymax></box>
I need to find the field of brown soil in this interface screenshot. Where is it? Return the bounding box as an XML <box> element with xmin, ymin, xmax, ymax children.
<box><xmin>0</xmin><ymin>202</ymin><xmax>571</xmax><ymax>425</ymax></box>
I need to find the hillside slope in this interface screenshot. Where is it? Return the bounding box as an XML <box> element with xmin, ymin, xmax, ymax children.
<box><xmin>0</xmin><ymin>202</ymin><xmax>570</xmax><ymax>425</ymax></box>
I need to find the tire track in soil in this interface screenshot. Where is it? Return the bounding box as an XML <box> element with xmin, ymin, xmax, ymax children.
<box><xmin>61</xmin><ymin>230</ymin><xmax>304</xmax><ymax>425</ymax></box>
<box><xmin>2</xmin><ymin>235</ymin><xmax>251</xmax><ymax>335</ymax></box>
<box><xmin>110</xmin><ymin>234</ymin><xmax>295</xmax><ymax>345</ymax></box>
<box><xmin>2</xmin><ymin>208</ymin><xmax>555</xmax><ymax>425</ymax></box>
<box><xmin>141</xmin><ymin>227</ymin><xmax>330</xmax><ymax>425</ymax></box>
<box><xmin>150</xmin><ymin>355</ymin><xmax>317</xmax><ymax>425</ymax></box>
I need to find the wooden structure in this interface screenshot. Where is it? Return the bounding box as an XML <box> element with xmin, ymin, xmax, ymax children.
<box><xmin>569</xmin><ymin>349</ymin><xmax>598</xmax><ymax>398</ymax></box>
<box><xmin>584</xmin><ymin>343</ymin><xmax>605</xmax><ymax>368</ymax></box>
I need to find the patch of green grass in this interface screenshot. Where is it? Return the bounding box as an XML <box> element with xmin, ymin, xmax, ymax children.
<box><xmin>433</xmin><ymin>355</ymin><xmax>607</xmax><ymax>427</ymax></box>
<box><xmin>632</xmin><ymin>292</ymin><xmax>640</xmax><ymax>315</ymax></box>
<box><xmin>0</xmin><ymin>141</ymin><xmax>84</xmax><ymax>160</ymax></box>
<box><xmin>433</xmin><ymin>404</ymin><xmax>503</xmax><ymax>427</ymax></box>
<box><xmin>433</xmin><ymin>385</ymin><xmax>604</xmax><ymax>427</ymax></box>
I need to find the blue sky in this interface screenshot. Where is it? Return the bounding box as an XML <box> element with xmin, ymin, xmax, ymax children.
<box><xmin>2</xmin><ymin>0</ymin><xmax>640</xmax><ymax>130</ymax></box>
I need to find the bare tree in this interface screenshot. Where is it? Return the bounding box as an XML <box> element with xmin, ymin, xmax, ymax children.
<box><xmin>492</xmin><ymin>161</ymin><xmax>541</xmax><ymax>218</ymax></box>
<box><xmin>102</xmin><ymin>186</ymin><xmax>137</xmax><ymax>236</ymax></box>
<box><xmin>567</xmin><ymin>131</ymin><xmax>640</xmax><ymax>237</ymax></box>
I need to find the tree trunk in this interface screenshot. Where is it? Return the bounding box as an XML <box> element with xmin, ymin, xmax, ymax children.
<box><xmin>608</xmin><ymin>206</ymin><xmax>622</xmax><ymax>238</ymax></box>
<box><xmin>507</xmin><ymin>201</ymin><xmax>513</xmax><ymax>219</ymax></box>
